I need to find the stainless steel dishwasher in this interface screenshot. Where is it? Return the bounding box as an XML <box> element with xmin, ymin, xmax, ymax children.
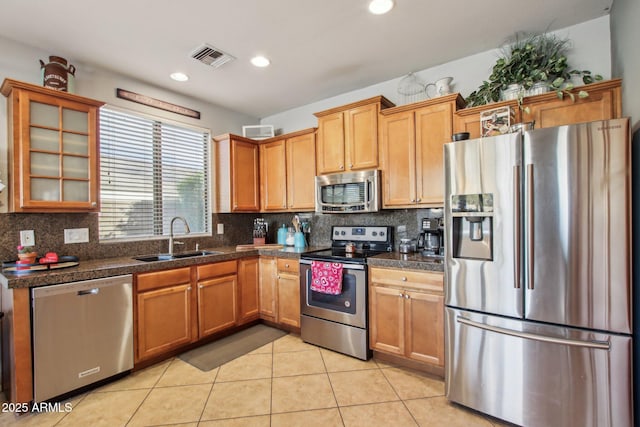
<box><xmin>32</xmin><ymin>274</ymin><xmax>133</xmax><ymax>402</ymax></box>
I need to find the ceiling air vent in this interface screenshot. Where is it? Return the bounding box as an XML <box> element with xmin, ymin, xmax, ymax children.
<box><xmin>190</xmin><ymin>44</ymin><xmax>235</xmax><ymax>68</ymax></box>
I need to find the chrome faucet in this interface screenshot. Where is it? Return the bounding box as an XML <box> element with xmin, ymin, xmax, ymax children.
<box><xmin>169</xmin><ymin>216</ymin><xmax>191</xmax><ymax>256</ymax></box>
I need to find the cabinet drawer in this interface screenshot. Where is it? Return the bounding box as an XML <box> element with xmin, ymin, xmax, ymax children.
<box><xmin>277</xmin><ymin>258</ymin><xmax>299</xmax><ymax>274</ymax></box>
<box><xmin>137</xmin><ymin>267</ymin><xmax>191</xmax><ymax>292</ymax></box>
<box><xmin>369</xmin><ymin>267</ymin><xmax>443</xmax><ymax>293</ymax></box>
<box><xmin>197</xmin><ymin>260</ymin><xmax>237</xmax><ymax>281</ymax></box>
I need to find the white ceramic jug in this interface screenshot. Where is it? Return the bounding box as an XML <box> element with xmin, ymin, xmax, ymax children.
<box><xmin>426</xmin><ymin>77</ymin><xmax>453</xmax><ymax>98</ymax></box>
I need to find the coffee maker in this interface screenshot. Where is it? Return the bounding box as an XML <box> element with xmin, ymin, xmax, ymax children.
<box><xmin>418</xmin><ymin>217</ymin><xmax>444</xmax><ymax>257</ymax></box>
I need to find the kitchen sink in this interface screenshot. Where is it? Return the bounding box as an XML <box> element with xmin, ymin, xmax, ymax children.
<box><xmin>134</xmin><ymin>250</ymin><xmax>221</xmax><ymax>262</ymax></box>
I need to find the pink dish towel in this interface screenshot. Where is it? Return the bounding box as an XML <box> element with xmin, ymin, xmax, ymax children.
<box><xmin>311</xmin><ymin>261</ymin><xmax>344</xmax><ymax>295</ymax></box>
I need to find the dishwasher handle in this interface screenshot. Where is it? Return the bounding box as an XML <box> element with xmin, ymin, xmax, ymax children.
<box><xmin>77</xmin><ymin>288</ymin><xmax>99</xmax><ymax>296</ymax></box>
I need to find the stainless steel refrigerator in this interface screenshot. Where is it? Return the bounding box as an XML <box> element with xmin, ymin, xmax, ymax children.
<box><xmin>443</xmin><ymin>118</ymin><xmax>633</xmax><ymax>427</ymax></box>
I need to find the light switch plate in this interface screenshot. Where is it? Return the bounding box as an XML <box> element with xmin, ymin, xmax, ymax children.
<box><xmin>217</xmin><ymin>223</ymin><xmax>224</xmax><ymax>234</ymax></box>
<box><xmin>64</xmin><ymin>228</ymin><xmax>89</xmax><ymax>244</ymax></box>
<box><xmin>20</xmin><ymin>230</ymin><xmax>35</xmax><ymax>247</ymax></box>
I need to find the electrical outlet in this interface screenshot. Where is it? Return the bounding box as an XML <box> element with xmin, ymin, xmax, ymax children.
<box><xmin>217</xmin><ymin>223</ymin><xmax>224</xmax><ymax>234</ymax></box>
<box><xmin>64</xmin><ymin>228</ymin><xmax>89</xmax><ymax>244</ymax></box>
<box><xmin>397</xmin><ymin>225</ymin><xmax>406</xmax><ymax>233</ymax></box>
<box><xmin>20</xmin><ymin>230</ymin><xmax>35</xmax><ymax>247</ymax></box>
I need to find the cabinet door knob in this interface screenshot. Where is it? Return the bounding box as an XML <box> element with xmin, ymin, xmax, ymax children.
<box><xmin>91</xmin><ymin>202</ymin><xmax>97</xmax><ymax>207</ymax></box>
<box><xmin>398</xmin><ymin>293</ymin><xmax>404</xmax><ymax>298</ymax></box>
<box><xmin>285</xmin><ymin>263</ymin><xmax>289</xmax><ymax>268</ymax></box>
<box><xmin>198</xmin><ymin>285</ymin><xmax>202</xmax><ymax>289</ymax></box>
<box><xmin>411</xmin><ymin>199</ymin><xmax>416</xmax><ymax>203</ymax></box>
<box><xmin>340</xmin><ymin>165</ymin><xmax>344</xmax><ymax>170</ymax></box>
<box><xmin>416</xmin><ymin>198</ymin><xmax>421</xmax><ymax>202</ymax></box>
<box><xmin>404</xmin><ymin>294</ymin><xmax>410</xmax><ymax>299</ymax></box>
<box><xmin>402</xmin><ymin>277</ymin><xmax>407</xmax><ymax>281</ymax></box>
<box><xmin>188</xmin><ymin>287</ymin><xmax>193</xmax><ymax>291</ymax></box>
<box><xmin>349</xmin><ymin>163</ymin><xmax>353</xmax><ymax>168</ymax></box>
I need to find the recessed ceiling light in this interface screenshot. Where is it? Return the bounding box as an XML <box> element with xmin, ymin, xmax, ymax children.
<box><xmin>251</xmin><ymin>55</ymin><xmax>270</xmax><ymax>68</ymax></box>
<box><xmin>170</xmin><ymin>72</ymin><xmax>189</xmax><ymax>82</ymax></box>
<box><xmin>368</xmin><ymin>0</ymin><xmax>394</xmax><ymax>14</ymax></box>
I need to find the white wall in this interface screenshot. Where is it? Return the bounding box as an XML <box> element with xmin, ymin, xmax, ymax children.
<box><xmin>611</xmin><ymin>0</ymin><xmax>640</xmax><ymax>130</ymax></box>
<box><xmin>0</xmin><ymin>35</ymin><xmax>258</xmax><ymax>212</ymax></box>
<box><xmin>261</xmin><ymin>16</ymin><xmax>612</xmax><ymax>134</ymax></box>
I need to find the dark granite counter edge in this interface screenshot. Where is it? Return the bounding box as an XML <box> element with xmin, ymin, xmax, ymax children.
<box><xmin>1</xmin><ymin>246</ymin><xmax>329</xmax><ymax>289</ymax></box>
<box><xmin>2</xmin><ymin>247</ymin><xmax>443</xmax><ymax>289</ymax></box>
<box><xmin>367</xmin><ymin>252</ymin><xmax>445</xmax><ymax>273</ymax></box>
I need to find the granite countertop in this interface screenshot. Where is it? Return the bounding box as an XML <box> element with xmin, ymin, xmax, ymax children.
<box><xmin>1</xmin><ymin>246</ymin><xmax>328</xmax><ymax>289</ymax></box>
<box><xmin>368</xmin><ymin>252</ymin><xmax>445</xmax><ymax>272</ymax></box>
<box><xmin>1</xmin><ymin>246</ymin><xmax>443</xmax><ymax>289</ymax></box>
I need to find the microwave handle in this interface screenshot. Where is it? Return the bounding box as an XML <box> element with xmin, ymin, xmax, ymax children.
<box><xmin>364</xmin><ymin>177</ymin><xmax>372</xmax><ymax>207</ymax></box>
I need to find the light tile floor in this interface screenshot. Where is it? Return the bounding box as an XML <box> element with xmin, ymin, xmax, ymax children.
<box><xmin>0</xmin><ymin>334</ymin><xmax>512</xmax><ymax>426</ymax></box>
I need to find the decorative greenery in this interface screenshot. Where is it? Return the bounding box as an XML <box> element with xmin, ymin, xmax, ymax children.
<box><xmin>465</xmin><ymin>32</ymin><xmax>603</xmax><ymax>108</ymax></box>
<box><xmin>17</xmin><ymin>245</ymin><xmax>35</xmax><ymax>254</ymax></box>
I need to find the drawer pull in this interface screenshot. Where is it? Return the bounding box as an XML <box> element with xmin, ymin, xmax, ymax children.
<box><xmin>402</xmin><ymin>277</ymin><xmax>407</xmax><ymax>281</ymax></box>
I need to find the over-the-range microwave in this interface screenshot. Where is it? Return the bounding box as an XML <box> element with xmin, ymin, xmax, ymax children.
<box><xmin>315</xmin><ymin>169</ymin><xmax>380</xmax><ymax>213</ymax></box>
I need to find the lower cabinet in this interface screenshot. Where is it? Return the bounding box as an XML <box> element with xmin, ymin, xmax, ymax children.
<box><xmin>237</xmin><ymin>257</ymin><xmax>260</xmax><ymax>324</ymax></box>
<box><xmin>197</xmin><ymin>262</ymin><xmax>238</xmax><ymax>338</ymax></box>
<box><xmin>259</xmin><ymin>256</ymin><xmax>300</xmax><ymax>329</ymax></box>
<box><xmin>258</xmin><ymin>257</ymin><xmax>277</xmax><ymax>321</ymax></box>
<box><xmin>135</xmin><ymin>260</ymin><xmax>238</xmax><ymax>363</ymax></box>
<box><xmin>136</xmin><ymin>267</ymin><xmax>193</xmax><ymax>361</ymax></box>
<box><xmin>369</xmin><ymin>267</ymin><xmax>444</xmax><ymax>368</ymax></box>
<box><xmin>276</xmin><ymin>258</ymin><xmax>300</xmax><ymax>328</ymax></box>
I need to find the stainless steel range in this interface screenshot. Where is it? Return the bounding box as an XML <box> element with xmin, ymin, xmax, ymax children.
<box><xmin>299</xmin><ymin>225</ymin><xmax>393</xmax><ymax>360</ymax></box>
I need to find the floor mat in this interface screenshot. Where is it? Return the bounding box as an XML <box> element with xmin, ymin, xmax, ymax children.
<box><xmin>178</xmin><ymin>324</ymin><xmax>288</xmax><ymax>371</ymax></box>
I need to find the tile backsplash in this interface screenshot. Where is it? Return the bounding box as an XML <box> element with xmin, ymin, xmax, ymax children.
<box><xmin>0</xmin><ymin>208</ymin><xmax>443</xmax><ymax>261</ymax></box>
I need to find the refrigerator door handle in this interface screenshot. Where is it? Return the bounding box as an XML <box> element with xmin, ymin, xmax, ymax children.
<box><xmin>526</xmin><ymin>164</ymin><xmax>534</xmax><ymax>290</ymax></box>
<box><xmin>456</xmin><ymin>316</ymin><xmax>610</xmax><ymax>350</ymax></box>
<box><xmin>514</xmin><ymin>165</ymin><xmax>521</xmax><ymax>289</ymax></box>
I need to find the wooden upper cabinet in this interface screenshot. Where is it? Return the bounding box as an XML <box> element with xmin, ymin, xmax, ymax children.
<box><xmin>259</xmin><ymin>128</ymin><xmax>316</xmax><ymax>212</ymax></box>
<box><xmin>286</xmin><ymin>131</ymin><xmax>316</xmax><ymax>210</ymax></box>
<box><xmin>316</xmin><ymin>112</ymin><xmax>345</xmax><ymax>174</ymax></box>
<box><xmin>521</xmin><ymin>79</ymin><xmax>622</xmax><ymax>128</ymax></box>
<box><xmin>260</xmin><ymin>139</ymin><xmax>287</xmax><ymax>211</ymax></box>
<box><xmin>379</xmin><ymin>110</ymin><xmax>416</xmax><ymax>207</ymax></box>
<box><xmin>314</xmin><ymin>96</ymin><xmax>394</xmax><ymax>174</ymax></box>
<box><xmin>213</xmin><ymin>134</ymin><xmax>260</xmax><ymax>212</ymax></box>
<box><xmin>380</xmin><ymin>94</ymin><xmax>464</xmax><ymax>208</ymax></box>
<box><xmin>1</xmin><ymin>78</ymin><xmax>104</xmax><ymax>213</ymax></box>
<box><xmin>454</xmin><ymin>79</ymin><xmax>622</xmax><ymax>138</ymax></box>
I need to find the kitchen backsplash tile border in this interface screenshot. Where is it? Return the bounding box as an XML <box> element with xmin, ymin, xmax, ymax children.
<box><xmin>0</xmin><ymin>209</ymin><xmax>443</xmax><ymax>261</ymax></box>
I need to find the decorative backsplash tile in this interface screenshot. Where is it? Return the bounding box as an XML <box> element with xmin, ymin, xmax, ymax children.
<box><xmin>0</xmin><ymin>208</ymin><xmax>443</xmax><ymax>261</ymax></box>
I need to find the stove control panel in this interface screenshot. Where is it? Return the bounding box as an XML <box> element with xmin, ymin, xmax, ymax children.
<box><xmin>332</xmin><ymin>226</ymin><xmax>392</xmax><ymax>243</ymax></box>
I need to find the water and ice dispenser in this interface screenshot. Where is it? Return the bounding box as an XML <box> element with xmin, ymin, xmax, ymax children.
<box><xmin>450</xmin><ymin>193</ymin><xmax>493</xmax><ymax>260</ymax></box>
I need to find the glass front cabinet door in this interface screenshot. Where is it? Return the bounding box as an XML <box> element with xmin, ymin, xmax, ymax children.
<box><xmin>1</xmin><ymin>79</ymin><xmax>105</xmax><ymax>212</ymax></box>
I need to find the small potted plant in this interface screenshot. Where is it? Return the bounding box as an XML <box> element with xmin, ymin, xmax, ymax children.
<box><xmin>17</xmin><ymin>245</ymin><xmax>38</xmax><ymax>264</ymax></box>
<box><xmin>465</xmin><ymin>32</ymin><xmax>603</xmax><ymax>108</ymax></box>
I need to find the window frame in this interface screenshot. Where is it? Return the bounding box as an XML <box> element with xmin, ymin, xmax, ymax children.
<box><xmin>98</xmin><ymin>105</ymin><xmax>212</xmax><ymax>243</ymax></box>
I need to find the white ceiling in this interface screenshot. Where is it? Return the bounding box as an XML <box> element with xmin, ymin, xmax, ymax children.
<box><xmin>0</xmin><ymin>0</ymin><xmax>613</xmax><ymax>119</ymax></box>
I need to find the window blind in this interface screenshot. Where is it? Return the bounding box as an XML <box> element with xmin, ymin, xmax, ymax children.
<box><xmin>99</xmin><ymin>107</ymin><xmax>210</xmax><ymax>240</ymax></box>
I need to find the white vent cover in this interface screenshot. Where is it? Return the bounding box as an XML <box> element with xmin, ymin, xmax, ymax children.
<box><xmin>243</xmin><ymin>125</ymin><xmax>275</xmax><ymax>140</ymax></box>
<box><xmin>190</xmin><ymin>44</ymin><xmax>235</xmax><ymax>68</ymax></box>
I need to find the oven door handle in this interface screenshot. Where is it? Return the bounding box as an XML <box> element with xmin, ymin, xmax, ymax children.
<box><xmin>299</xmin><ymin>258</ymin><xmax>365</xmax><ymax>270</ymax></box>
